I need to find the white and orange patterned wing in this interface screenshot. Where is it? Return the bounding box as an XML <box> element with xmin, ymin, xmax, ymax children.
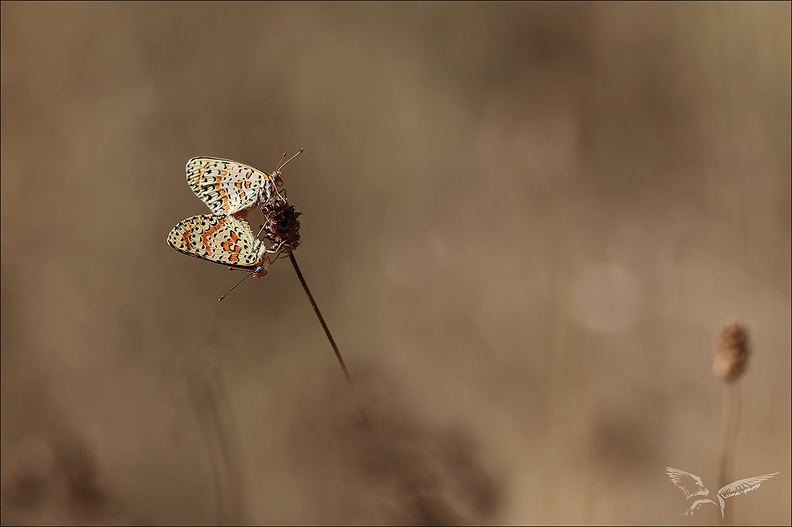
<box><xmin>167</xmin><ymin>214</ymin><xmax>268</xmax><ymax>272</ymax></box>
<box><xmin>186</xmin><ymin>157</ymin><xmax>276</xmax><ymax>215</ymax></box>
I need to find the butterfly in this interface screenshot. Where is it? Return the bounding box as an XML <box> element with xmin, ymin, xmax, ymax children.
<box><xmin>166</xmin><ymin>213</ymin><xmax>273</xmax><ymax>278</ymax></box>
<box><xmin>167</xmin><ymin>151</ymin><xmax>362</xmax><ymax>402</ymax></box>
<box><xmin>186</xmin><ymin>150</ymin><xmax>302</xmax><ymax>216</ymax></box>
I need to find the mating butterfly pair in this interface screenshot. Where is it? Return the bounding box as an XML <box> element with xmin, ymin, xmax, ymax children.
<box><xmin>167</xmin><ymin>151</ymin><xmax>303</xmax><ymax>278</ymax></box>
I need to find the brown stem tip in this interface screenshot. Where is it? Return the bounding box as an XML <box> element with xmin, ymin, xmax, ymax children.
<box><xmin>713</xmin><ymin>320</ymin><xmax>751</xmax><ymax>382</ymax></box>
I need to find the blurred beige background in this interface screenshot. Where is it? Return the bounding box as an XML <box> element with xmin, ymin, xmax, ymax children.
<box><xmin>1</xmin><ymin>2</ymin><xmax>790</xmax><ymax>525</ymax></box>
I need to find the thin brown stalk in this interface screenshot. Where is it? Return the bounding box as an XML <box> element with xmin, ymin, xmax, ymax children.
<box><xmin>717</xmin><ymin>382</ymin><xmax>740</xmax><ymax>526</ymax></box>
<box><xmin>289</xmin><ymin>251</ymin><xmax>372</xmax><ymax>429</ymax></box>
<box><xmin>713</xmin><ymin>320</ymin><xmax>751</xmax><ymax>526</ymax></box>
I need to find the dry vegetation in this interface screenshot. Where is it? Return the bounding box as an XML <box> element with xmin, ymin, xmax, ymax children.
<box><xmin>1</xmin><ymin>2</ymin><xmax>790</xmax><ymax>525</ymax></box>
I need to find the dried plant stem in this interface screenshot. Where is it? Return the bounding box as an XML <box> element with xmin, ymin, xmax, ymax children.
<box><xmin>717</xmin><ymin>382</ymin><xmax>740</xmax><ymax>526</ymax></box>
<box><xmin>289</xmin><ymin>252</ymin><xmax>371</xmax><ymax>428</ymax></box>
<box><xmin>713</xmin><ymin>320</ymin><xmax>750</xmax><ymax>525</ymax></box>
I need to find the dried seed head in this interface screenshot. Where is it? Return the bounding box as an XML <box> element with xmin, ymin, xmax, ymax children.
<box><xmin>713</xmin><ymin>320</ymin><xmax>751</xmax><ymax>382</ymax></box>
<box><xmin>261</xmin><ymin>198</ymin><xmax>301</xmax><ymax>253</ymax></box>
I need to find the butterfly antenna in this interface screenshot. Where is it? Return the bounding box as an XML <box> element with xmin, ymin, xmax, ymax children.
<box><xmin>276</xmin><ymin>148</ymin><xmax>304</xmax><ymax>171</ymax></box>
<box><xmin>288</xmin><ymin>251</ymin><xmax>371</xmax><ymax>428</ymax></box>
<box><xmin>218</xmin><ymin>272</ymin><xmax>255</xmax><ymax>302</ymax></box>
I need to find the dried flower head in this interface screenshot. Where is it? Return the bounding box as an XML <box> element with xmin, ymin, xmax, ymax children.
<box><xmin>713</xmin><ymin>320</ymin><xmax>751</xmax><ymax>381</ymax></box>
<box><xmin>261</xmin><ymin>198</ymin><xmax>302</xmax><ymax>254</ymax></box>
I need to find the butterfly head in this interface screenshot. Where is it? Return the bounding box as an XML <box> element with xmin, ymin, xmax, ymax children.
<box><xmin>269</xmin><ymin>168</ymin><xmax>283</xmax><ymax>187</ymax></box>
<box><xmin>271</xmin><ymin>148</ymin><xmax>303</xmax><ymax>185</ymax></box>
